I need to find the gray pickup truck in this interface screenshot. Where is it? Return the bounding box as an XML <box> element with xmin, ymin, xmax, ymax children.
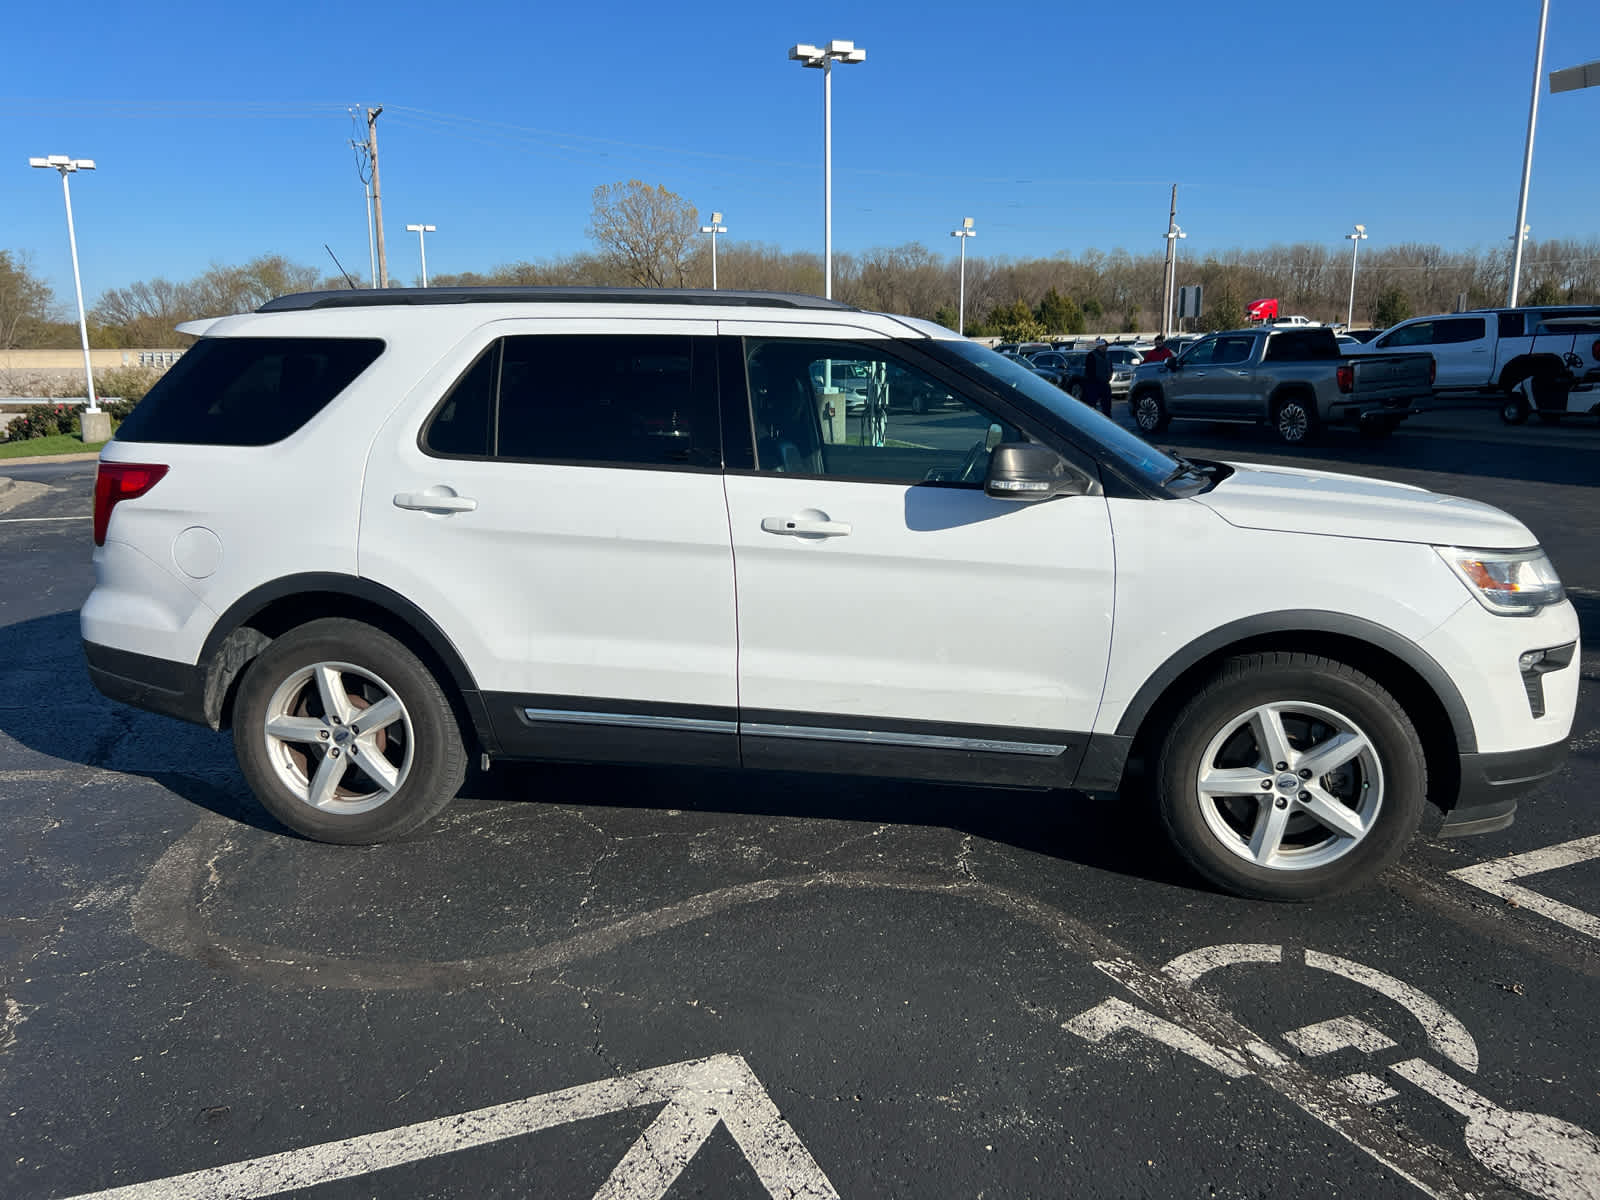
<box><xmin>1128</xmin><ymin>326</ymin><xmax>1435</xmax><ymax>444</ymax></box>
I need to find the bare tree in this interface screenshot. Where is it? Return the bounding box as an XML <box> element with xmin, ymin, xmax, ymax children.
<box><xmin>586</xmin><ymin>180</ymin><xmax>699</xmax><ymax>288</ymax></box>
<box><xmin>0</xmin><ymin>251</ymin><xmax>58</xmax><ymax>349</ymax></box>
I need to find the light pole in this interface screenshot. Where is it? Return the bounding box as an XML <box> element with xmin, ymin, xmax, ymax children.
<box><xmin>700</xmin><ymin>211</ymin><xmax>728</xmax><ymax>289</ymax></box>
<box><xmin>28</xmin><ymin>154</ymin><xmax>102</xmax><ymax>425</ymax></box>
<box><xmin>1163</xmin><ymin>221</ymin><xmax>1186</xmax><ymax>334</ymax></box>
<box><xmin>789</xmin><ymin>39</ymin><xmax>867</xmax><ymax>299</ymax></box>
<box><xmin>405</xmin><ymin>224</ymin><xmax>436</xmax><ymax>288</ymax></box>
<box><xmin>1508</xmin><ymin>0</ymin><xmax>1550</xmax><ymax>307</ymax></box>
<box><xmin>1345</xmin><ymin>224</ymin><xmax>1368</xmax><ymax>327</ymax></box>
<box><xmin>950</xmin><ymin>217</ymin><xmax>976</xmax><ymax>335</ymax></box>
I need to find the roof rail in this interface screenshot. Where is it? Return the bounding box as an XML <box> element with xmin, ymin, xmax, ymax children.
<box><xmin>258</xmin><ymin>286</ymin><xmax>856</xmax><ymax>313</ymax></box>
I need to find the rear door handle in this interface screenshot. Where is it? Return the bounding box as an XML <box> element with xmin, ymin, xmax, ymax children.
<box><xmin>394</xmin><ymin>488</ymin><xmax>478</xmax><ymax>513</ymax></box>
<box><xmin>761</xmin><ymin>515</ymin><xmax>852</xmax><ymax>538</ymax></box>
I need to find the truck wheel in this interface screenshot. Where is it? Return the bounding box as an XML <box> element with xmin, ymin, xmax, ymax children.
<box><xmin>1273</xmin><ymin>395</ymin><xmax>1318</xmax><ymax>444</ymax></box>
<box><xmin>1153</xmin><ymin>652</ymin><xmax>1426</xmax><ymax>901</ymax></box>
<box><xmin>232</xmin><ymin>618</ymin><xmax>467</xmax><ymax>844</ymax></box>
<box><xmin>1132</xmin><ymin>390</ymin><xmax>1169</xmax><ymax>434</ymax></box>
<box><xmin>1501</xmin><ymin>393</ymin><xmax>1531</xmax><ymax>424</ymax></box>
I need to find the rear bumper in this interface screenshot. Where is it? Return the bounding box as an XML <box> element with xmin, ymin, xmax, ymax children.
<box><xmin>1441</xmin><ymin>738</ymin><xmax>1569</xmax><ymax>837</ymax></box>
<box><xmin>83</xmin><ymin>640</ymin><xmax>208</xmax><ymax>727</ymax></box>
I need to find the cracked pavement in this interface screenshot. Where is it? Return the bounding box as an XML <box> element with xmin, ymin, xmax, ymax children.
<box><xmin>3</xmin><ymin>436</ymin><xmax>1600</xmax><ymax>1199</ymax></box>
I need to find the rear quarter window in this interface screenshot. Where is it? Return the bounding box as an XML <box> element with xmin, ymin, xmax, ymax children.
<box><xmin>114</xmin><ymin>337</ymin><xmax>385</xmax><ymax>446</ymax></box>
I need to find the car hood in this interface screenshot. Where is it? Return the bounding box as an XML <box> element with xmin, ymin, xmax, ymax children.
<box><xmin>1193</xmin><ymin>460</ymin><xmax>1537</xmax><ymax>548</ymax></box>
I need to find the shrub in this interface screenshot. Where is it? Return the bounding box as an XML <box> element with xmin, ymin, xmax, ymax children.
<box><xmin>4</xmin><ymin>402</ymin><xmax>81</xmax><ymax>442</ymax></box>
<box><xmin>96</xmin><ymin>366</ymin><xmax>161</xmax><ymax>419</ymax></box>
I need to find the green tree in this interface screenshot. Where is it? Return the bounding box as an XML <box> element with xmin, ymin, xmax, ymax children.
<box><xmin>586</xmin><ymin>180</ymin><xmax>699</xmax><ymax>288</ymax></box>
<box><xmin>1195</xmin><ymin>286</ymin><xmax>1245</xmax><ymax>333</ymax></box>
<box><xmin>1371</xmin><ymin>286</ymin><xmax>1412</xmax><ymax>329</ymax></box>
<box><xmin>985</xmin><ymin>299</ymin><xmax>1047</xmax><ymax>343</ymax></box>
<box><xmin>0</xmin><ymin>250</ymin><xmax>57</xmax><ymax>349</ymax></box>
<box><xmin>932</xmin><ymin>304</ymin><xmax>960</xmax><ymax>331</ymax></box>
<box><xmin>1525</xmin><ymin>278</ymin><xmax>1563</xmax><ymax>307</ymax></box>
<box><xmin>1081</xmin><ymin>297</ymin><xmax>1104</xmax><ymax>322</ymax></box>
<box><xmin>1037</xmin><ymin>288</ymin><xmax>1084</xmax><ymax>335</ymax></box>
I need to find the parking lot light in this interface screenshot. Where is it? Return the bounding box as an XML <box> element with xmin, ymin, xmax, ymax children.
<box><xmin>950</xmin><ymin>217</ymin><xmax>976</xmax><ymax>335</ymax></box>
<box><xmin>1345</xmin><ymin>224</ymin><xmax>1368</xmax><ymax>327</ymax></box>
<box><xmin>405</xmin><ymin>224</ymin><xmax>436</xmax><ymax>288</ymax></box>
<box><xmin>700</xmin><ymin>211</ymin><xmax>728</xmax><ymax>290</ymax></box>
<box><xmin>789</xmin><ymin>38</ymin><xmax>867</xmax><ymax>299</ymax></box>
<box><xmin>28</xmin><ymin>155</ymin><xmax>100</xmax><ymax>415</ymax></box>
<box><xmin>1507</xmin><ymin>0</ymin><xmax>1549</xmax><ymax>307</ymax></box>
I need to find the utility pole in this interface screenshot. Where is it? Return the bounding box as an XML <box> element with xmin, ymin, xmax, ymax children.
<box><xmin>1507</xmin><ymin>0</ymin><xmax>1548</xmax><ymax>307</ymax></box>
<box><xmin>1160</xmin><ymin>185</ymin><xmax>1178</xmax><ymax>338</ymax></box>
<box><xmin>367</xmin><ymin>105</ymin><xmax>389</xmax><ymax>288</ymax></box>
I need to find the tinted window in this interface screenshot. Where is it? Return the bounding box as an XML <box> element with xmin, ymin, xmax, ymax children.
<box><xmin>1381</xmin><ymin>321</ymin><xmax>1435</xmax><ymax>348</ymax></box>
<box><xmin>746</xmin><ymin>339</ymin><xmax>1016</xmax><ymax>484</ymax></box>
<box><xmin>1212</xmin><ymin>336</ymin><xmax>1255</xmax><ymax>365</ymax></box>
<box><xmin>1434</xmin><ymin>317</ymin><xmax>1487</xmax><ymax>344</ymax></box>
<box><xmin>1264</xmin><ymin>329</ymin><xmax>1338</xmax><ymax>361</ymax></box>
<box><xmin>1181</xmin><ymin>338</ymin><xmax>1218</xmax><ymax>365</ymax></box>
<box><xmin>1498</xmin><ymin>312</ymin><xmax>1525</xmax><ymax>338</ymax></box>
<box><xmin>424</xmin><ymin>345</ymin><xmax>496</xmax><ymax>457</ymax></box>
<box><xmin>115</xmin><ymin>337</ymin><xmax>384</xmax><ymax>446</ymax></box>
<box><xmin>423</xmin><ymin>334</ymin><xmax>718</xmax><ymax>468</ymax></box>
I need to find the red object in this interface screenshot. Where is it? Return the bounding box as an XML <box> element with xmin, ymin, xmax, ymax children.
<box><xmin>1144</xmin><ymin>345</ymin><xmax>1175</xmax><ymax>363</ymax></box>
<box><xmin>1336</xmin><ymin>364</ymin><xmax>1354</xmax><ymax>393</ymax></box>
<box><xmin>93</xmin><ymin>462</ymin><xmax>168</xmax><ymax>546</ymax></box>
<box><xmin>1247</xmin><ymin>298</ymin><xmax>1280</xmax><ymax>322</ymax></box>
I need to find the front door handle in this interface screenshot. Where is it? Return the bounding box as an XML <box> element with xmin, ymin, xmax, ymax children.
<box><xmin>394</xmin><ymin>487</ymin><xmax>478</xmax><ymax>513</ymax></box>
<box><xmin>761</xmin><ymin>514</ymin><xmax>852</xmax><ymax>538</ymax></box>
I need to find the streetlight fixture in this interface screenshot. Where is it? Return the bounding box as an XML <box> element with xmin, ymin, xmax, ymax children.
<box><xmin>699</xmin><ymin>211</ymin><xmax>728</xmax><ymax>290</ymax></box>
<box><xmin>949</xmin><ymin>217</ymin><xmax>976</xmax><ymax>335</ymax></box>
<box><xmin>789</xmin><ymin>38</ymin><xmax>867</xmax><ymax>299</ymax></box>
<box><xmin>1507</xmin><ymin>0</ymin><xmax>1550</xmax><ymax>307</ymax></box>
<box><xmin>1344</xmin><ymin>224</ymin><xmax>1368</xmax><ymax>327</ymax></box>
<box><xmin>28</xmin><ymin>155</ymin><xmax>103</xmax><ymax>426</ymax></box>
<box><xmin>405</xmin><ymin>224</ymin><xmax>436</xmax><ymax>288</ymax></box>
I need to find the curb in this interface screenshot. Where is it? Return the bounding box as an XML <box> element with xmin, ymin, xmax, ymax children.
<box><xmin>0</xmin><ymin>477</ymin><xmax>12</xmax><ymax>495</ymax></box>
<box><xmin>0</xmin><ymin>451</ymin><xmax>102</xmax><ymax>466</ymax></box>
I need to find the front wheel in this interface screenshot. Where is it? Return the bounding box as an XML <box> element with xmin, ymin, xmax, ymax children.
<box><xmin>232</xmin><ymin>618</ymin><xmax>467</xmax><ymax>843</ymax></box>
<box><xmin>1067</xmin><ymin>380</ymin><xmax>1084</xmax><ymax>401</ymax></box>
<box><xmin>1153</xmin><ymin>652</ymin><xmax>1426</xmax><ymax>900</ymax></box>
<box><xmin>1501</xmin><ymin>393</ymin><xmax>1531</xmax><ymax>424</ymax></box>
<box><xmin>1273</xmin><ymin>395</ymin><xmax>1318</xmax><ymax>444</ymax></box>
<box><xmin>1132</xmin><ymin>389</ymin><xmax>1170</xmax><ymax>434</ymax></box>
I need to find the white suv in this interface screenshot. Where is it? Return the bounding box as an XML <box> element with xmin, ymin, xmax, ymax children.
<box><xmin>82</xmin><ymin>288</ymin><xmax>1580</xmax><ymax>900</ymax></box>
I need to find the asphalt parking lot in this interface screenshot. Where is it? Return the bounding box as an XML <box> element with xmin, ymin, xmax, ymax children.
<box><xmin>2</xmin><ymin>407</ymin><xmax>1598</xmax><ymax>1199</ymax></box>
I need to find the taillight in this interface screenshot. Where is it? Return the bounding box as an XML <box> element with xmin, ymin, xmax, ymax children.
<box><xmin>93</xmin><ymin>462</ymin><xmax>168</xmax><ymax>546</ymax></box>
<box><xmin>1592</xmin><ymin>339</ymin><xmax>1600</xmax><ymax>362</ymax></box>
<box><xmin>1336</xmin><ymin>364</ymin><xmax>1353</xmax><ymax>393</ymax></box>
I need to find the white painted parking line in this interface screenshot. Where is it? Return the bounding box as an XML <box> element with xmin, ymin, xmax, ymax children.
<box><xmin>60</xmin><ymin>1053</ymin><xmax>838</xmax><ymax>1200</ymax></box>
<box><xmin>1451</xmin><ymin>834</ymin><xmax>1600</xmax><ymax>943</ymax></box>
<box><xmin>1066</xmin><ymin>943</ymin><xmax>1600</xmax><ymax>1200</ymax></box>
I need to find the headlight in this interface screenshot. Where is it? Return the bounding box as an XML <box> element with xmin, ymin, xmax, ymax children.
<box><xmin>1435</xmin><ymin>546</ymin><xmax>1565</xmax><ymax>616</ymax></box>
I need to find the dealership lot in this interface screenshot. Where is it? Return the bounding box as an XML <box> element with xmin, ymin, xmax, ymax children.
<box><xmin>2</xmin><ymin>417</ymin><xmax>1598</xmax><ymax>1199</ymax></box>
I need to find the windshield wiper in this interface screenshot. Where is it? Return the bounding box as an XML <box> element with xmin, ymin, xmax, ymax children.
<box><xmin>1162</xmin><ymin>452</ymin><xmax>1213</xmax><ymax>486</ymax></box>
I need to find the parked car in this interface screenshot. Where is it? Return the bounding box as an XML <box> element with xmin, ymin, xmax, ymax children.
<box><xmin>83</xmin><ymin>286</ymin><xmax>1575</xmax><ymax>900</ymax></box>
<box><xmin>1271</xmin><ymin>315</ymin><xmax>1321</xmax><ymax>327</ymax></box>
<box><xmin>1128</xmin><ymin>326</ymin><xmax>1435</xmax><ymax>442</ymax></box>
<box><xmin>1347</xmin><ymin>305</ymin><xmax>1600</xmax><ymax>397</ymax></box>
<box><xmin>1501</xmin><ymin>316</ymin><xmax>1600</xmax><ymax>424</ymax></box>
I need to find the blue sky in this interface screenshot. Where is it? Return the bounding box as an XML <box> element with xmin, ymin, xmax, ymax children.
<box><xmin>4</xmin><ymin>0</ymin><xmax>1599</xmax><ymax>306</ymax></box>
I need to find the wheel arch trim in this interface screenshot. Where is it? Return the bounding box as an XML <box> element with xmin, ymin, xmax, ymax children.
<box><xmin>1111</xmin><ymin>610</ymin><xmax>1477</xmax><ymax>753</ymax></box>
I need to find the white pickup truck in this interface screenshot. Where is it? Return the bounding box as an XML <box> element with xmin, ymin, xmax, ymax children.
<box><xmin>1502</xmin><ymin>316</ymin><xmax>1600</xmax><ymax>424</ymax></box>
<box><xmin>1351</xmin><ymin>304</ymin><xmax>1600</xmax><ymax>398</ymax></box>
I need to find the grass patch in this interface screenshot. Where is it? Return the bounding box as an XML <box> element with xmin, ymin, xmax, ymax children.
<box><xmin>0</xmin><ymin>433</ymin><xmax>108</xmax><ymax>460</ymax></box>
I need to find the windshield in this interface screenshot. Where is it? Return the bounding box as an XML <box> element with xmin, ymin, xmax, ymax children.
<box><xmin>932</xmin><ymin>339</ymin><xmax>1186</xmax><ymax>491</ymax></box>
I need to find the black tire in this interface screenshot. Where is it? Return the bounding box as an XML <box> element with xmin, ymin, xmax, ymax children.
<box><xmin>1132</xmin><ymin>389</ymin><xmax>1170</xmax><ymax>434</ymax></box>
<box><xmin>1501</xmin><ymin>393</ymin><xmax>1531</xmax><ymax>425</ymax></box>
<box><xmin>1067</xmin><ymin>380</ymin><xmax>1084</xmax><ymax>401</ymax></box>
<box><xmin>232</xmin><ymin>618</ymin><xmax>466</xmax><ymax>843</ymax></box>
<box><xmin>1153</xmin><ymin>652</ymin><xmax>1426</xmax><ymax>901</ymax></box>
<box><xmin>1272</xmin><ymin>394</ymin><xmax>1318</xmax><ymax>445</ymax></box>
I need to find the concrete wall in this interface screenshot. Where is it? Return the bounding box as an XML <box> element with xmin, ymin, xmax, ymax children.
<box><xmin>0</xmin><ymin>349</ymin><xmax>185</xmax><ymax>370</ymax></box>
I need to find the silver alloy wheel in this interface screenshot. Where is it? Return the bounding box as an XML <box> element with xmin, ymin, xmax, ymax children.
<box><xmin>261</xmin><ymin>660</ymin><xmax>415</xmax><ymax>816</ymax></box>
<box><xmin>1134</xmin><ymin>394</ymin><xmax>1162</xmax><ymax>431</ymax></box>
<box><xmin>1277</xmin><ymin>402</ymin><xmax>1310</xmax><ymax>442</ymax></box>
<box><xmin>1194</xmin><ymin>700</ymin><xmax>1383</xmax><ymax>872</ymax></box>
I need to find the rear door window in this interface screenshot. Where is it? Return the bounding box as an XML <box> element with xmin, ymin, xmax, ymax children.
<box><xmin>114</xmin><ymin>337</ymin><xmax>384</xmax><ymax>445</ymax></box>
<box><xmin>1434</xmin><ymin>317</ymin><xmax>1487</xmax><ymax>344</ymax></box>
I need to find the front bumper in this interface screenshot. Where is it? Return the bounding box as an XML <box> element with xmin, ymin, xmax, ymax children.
<box><xmin>1442</xmin><ymin>738</ymin><xmax>1570</xmax><ymax>837</ymax></box>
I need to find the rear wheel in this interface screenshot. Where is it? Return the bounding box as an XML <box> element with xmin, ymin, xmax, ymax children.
<box><xmin>1153</xmin><ymin>652</ymin><xmax>1425</xmax><ymax>900</ymax></box>
<box><xmin>233</xmin><ymin>618</ymin><xmax>466</xmax><ymax>843</ymax></box>
<box><xmin>1067</xmin><ymin>380</ymin><xmax>1084</xmax><ymax>401</ymax></box>
<box><xmin>1132</xmin><ymin>389</ymin><xmax>1170</xmax><ymax>434</ymax></box>
<box><xmin>1273</xmin><ymin>394</ymin><xmax>1318</xmax><ymax>444</ymax></box>
<box><xmin>1501</xmin><ymin>393</ymin><xmax>1531</xmax><ymax>424</ymax></box>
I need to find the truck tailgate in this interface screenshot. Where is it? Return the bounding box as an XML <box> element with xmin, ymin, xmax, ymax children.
<box><xmin>1349</xmin><ymin>352</ymin><xmax>1434</xmax><ymax>400</ymax></box>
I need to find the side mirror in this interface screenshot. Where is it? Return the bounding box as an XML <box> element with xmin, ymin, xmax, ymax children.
<box><xmin>984</xmin><ymin>443</ymin><xmax>1090</xmax><ymax>503</ymax></box>
<box><xmin>1166</xmin><ymin>357</ymin><xmax>1180</xmax><ymax>371</ymax></box>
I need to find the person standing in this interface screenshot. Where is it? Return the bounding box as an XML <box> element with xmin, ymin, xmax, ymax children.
<box><xmin>1143</xmin><ymin>335</ymin><xmax>1175</xmax><ymax>365</ymax></box>
<box><xmin>1084</xmin><ymin>338</ymin><xmax>1113</xmax><ymax>416</ymax></box>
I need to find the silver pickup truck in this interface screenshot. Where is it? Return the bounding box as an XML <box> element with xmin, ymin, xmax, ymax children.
<box><xmin>1501</xmin><ymin>316</ymin><xmax>1600</xmax><ymax>425</ymax></box>
<box><xmin>1128</xmin><ymin>326</ymin><xmax>1435</xmax><ymax>444</ymax></box>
